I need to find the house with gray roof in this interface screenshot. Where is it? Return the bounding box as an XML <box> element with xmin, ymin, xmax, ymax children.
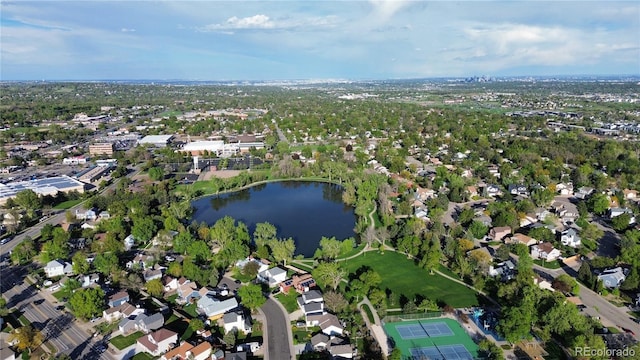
<box><xmin>597</xmin><ymin>267</ymin><xmax>627</xmax><ymax>289</ymax></box>
<box><xmin>197</xmin><ymin>296</ymin><xmax>239</xmax><ymax>320</ymax></box>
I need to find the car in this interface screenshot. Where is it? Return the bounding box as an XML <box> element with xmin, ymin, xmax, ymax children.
<box><xmin>90</xmin><ymin>317</ymin><xmax>101</xmax><ymax>323</ymax></box>
<box><xmin>33</xmin><ymin>299</ymin><xmax>45</xmax><ymax>305</ymax></box>
<box><xmin>633</xmin><ymin>318</ymin><xmax>640</xmax><ymax>324</ymax></box>
<box><xmin>0</xmin><ymin>238</ymin><xmax>9</xmax><ymax>245</ymax></box>
<box><xmin>56</xmin><ymin>305</ymin><xmax>65</xmax><ymax>311</ymax></box>
<box><xmin>234</xmin><ymin>279</ymin><xmax>242</xmax><ymax>284</ymax></box>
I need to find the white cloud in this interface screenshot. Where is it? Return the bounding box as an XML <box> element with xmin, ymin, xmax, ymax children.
<box><xmin>369</xmin><ymin>0</ymin><xmax>410</xmax><ymax>22</ymax></box>
<box><xmin>121</xmin><ymin>28</ymin><xmax>136</xmax><ymax>32</ymax></box>
<box><xmin>199</xmin><ymin>14</ymin><xmax>338</xmax><ymax>32</ymax></box>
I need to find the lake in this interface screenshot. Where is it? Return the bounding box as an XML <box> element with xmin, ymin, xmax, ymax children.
<box><xmin>191</xmin><ymin>181</ymin><xmax>357</xmax><ymax>257</ymax></box>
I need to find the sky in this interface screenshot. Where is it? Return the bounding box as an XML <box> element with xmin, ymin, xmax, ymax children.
<box><xmin>1</xmin><ymin>1</ymin><xmax>639</xmax><ymax>81</ymax></box>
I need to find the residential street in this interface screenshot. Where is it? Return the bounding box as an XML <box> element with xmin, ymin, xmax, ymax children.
<box><xmin>261</xmin><ymin>297</ymin><xmax>294</xmax><ymax>360</ymax></box>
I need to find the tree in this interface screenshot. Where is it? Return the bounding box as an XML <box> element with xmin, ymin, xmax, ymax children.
<box><xmin>14</xmin><ymin>189</ymin><xmax>42</xmax><ymax>212</ymax></box>
<box><xmin>468</xmin><ymin>221</ymin><xmax>489</xmax><ymax>239</ymax></box>
<box><xmin>589</xmin><ymin>194</ymin><xmax>610</xmax><ymax>216</ymax></box>
<box><xmin>313</xmin><ymin>262</ymin><xmax>346</xmax><ymax>291</ymax></box>
<box><xmin>270</xmin><ymin>237</ymin><xmax>295</xmax><ymax>266</ymax></box>
<box><xmin>621</xmin><ymin>267</ymin><xmax>640</xmax><ymax>291</ymax></box>
<box><xmin>93</xmin><ymin>252</ymin><xmax>120</xmax><ymax>276</ymax></box>
<box><xmin>148</xmin><ymin>166</ymin><xmax>164</xmax><ymax>181</ymax></box>
<box><xmin>318</xmin><ymin>236</ymin><xmax>342</xmax><ymax>260</ymax></box>
<box><xmin>323</xmin><ymin>291</ymin><xmax>349</xmax><ymax>313</ymax></box>
<box><xmin>495</xmin><ymin>245</ymin><xmax>510</xmax><ymax>262</ymax></box>
<box><xmin>187</xmin><ymin>240</ymin><xmax>211</xmax><ymax>264</ymax></box>
<box><xmin>237</xmin><ymin>283</ymin><xmax>266</xmax><ymax>311</ymax></box>
<box><xmin>242</xmin><ymin>261</ymin><xmax>261</xmax><ymax>278</ymax></box>
<box><xmin>578</xmin><ymin>261</ymin><xmax>593</xmax><ymax>286</ymax></box>
<box><xmin>552</xmin><ymin>274</ymin><xmax>579</xmax><ymax>295</ymax></box>
<box><xmin>146</xmin><ymin>278</ymin><xmax>164</xmax><ymax>297</ymax></box>
<box><xmin>72</xmin><ymin>252</ymin><xmax>90</xmax><ymax>275</ymax></box>
<box><xmin>11</xmin><ymin>237</ymin><xmax>35</xmax><ymax>265</ymax></box>
<box><xmin>69</xmin><ymin>287</ymin><xmax>106</xmax><ymax>320</ymax></box>
<box><xmin>612</xmin><ymin>213</ymin><xmax>632</xmax><ymax>232</ymax></box>
<box><xmin>389</xmin><ymin>348</ymin><xmax>402</xmax><ymax>360</ymax></box>
<box><xmin>223</xmin><ymin>330</ymin><xmax>237</xmax><ymax>348</ymax></box>
<box><xmin>580</xmin><ymin>223</ymin><xmax>604</xmax><ymax>242</ymax></box>
<box><xmin>167</xmin><ymin>262</ymin><xmax>182</xmax><ymax>277</ymax></box>
<box><xmin>253</xmin><ymin>222</ymin><xmax>277</xmax><ymax>247</ymax></box>
<box><xmin>420</xmin><ymin>240</ymin><xmax>442</xmax><ymax>273</ymax></box>
<box><xmin>8</xmin><ymin>325</ymin><xmax>43</xmax><ymax>352</ymax></box>
<box><xmin>131</xmin><ymin>216</ymin><xmax>157</xmax><ymax>243</ymax></box>
<box><xmin>189</xmin><ymin>318</ymin><xmax>204</xmax><ymax>331</ymax></box>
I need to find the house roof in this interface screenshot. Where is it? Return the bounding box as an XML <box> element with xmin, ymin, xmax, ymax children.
<box><xmin>198</xmin><ymin>296</ymin><xmax>238</xmax><ymax>317</ymax></box>
<box><xmin>190</xmin><ymin>342</ymin><xmax>212</xmax><ymax>357</ymax></box>
<box><xmin>161</xmin><ymin>340</ymin><xmax>193</xmax><ymax>360</ymax></box>
<box><xmin>302</xmin><ymin>290</ymin><xmax>323</xmax><ymax>303</ymax></box>
<box><xmin>109</xmin><ymin>291</ymin><xmax>129</xmax><ymax>302</ymax></box>
<box><xmin>137</xmin><ymin>328</ymin><xmax>178</xmax><ymax>353</ymax></box>
<box><xmin>307</xmin><ymin>313</ymin><xmax>343</xmax><ymax>332</ymax></box>
<box><xmin>311</xmin><ymin>333</ymin><xmax>330</xmax><ymax>346</ymax></box>
<box><xmin>223</xmin><ymin>311</ymin><xmax>241</xmax><ymax>324</ymax></box>
<box><xmin>511</xmin><ymin>233</ymin><xmax>535</xmax><ymax>245</ymax></box>
<box><xmin>45</xmin><ymin>259</ymin><xmax>65</xmax><ymax>269</ymax></box>
<box><xmin>537</xmin><ymin>242</ymin><xmax>556</xmax><ymax>254</ymax></box>
<box><xmin>138</xmin><ymin>312</ymin><xmax>164</xmax><ymax>330</ymax></box>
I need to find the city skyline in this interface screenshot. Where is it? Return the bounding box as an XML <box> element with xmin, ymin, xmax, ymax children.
<box><xmin>1</xmin><ymin>1</ymin><xmax>639</xmax><ymax>81</ymax></box>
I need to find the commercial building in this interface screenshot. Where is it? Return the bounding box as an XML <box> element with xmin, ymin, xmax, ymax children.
<box><xmin>180</xmin><ymin>141</ymin><xmax>238</xmax><ymax>156</ymax></box>
<box><xmin>137</xmin><ymin>135</ymin><xmax>174</xmax><ymax>148</ymax></box>
<box><xmin>89</xmin><ymin>143</ymin><xmax>115</xmax><ymax>156</ymax></box>
<box><xmin>62</xmin><ymin>156</ymin><xmax>89</xmax><ymax>165</ymax></box>
<box><xmin>0</xmin><ymin>176</ymin><xmax>85</xmax><ymax>205</ymax></box>
<box><xmin>75</xmin><ymin>166</ymin><xmax>112</xmax><ymax>183</ymax></box>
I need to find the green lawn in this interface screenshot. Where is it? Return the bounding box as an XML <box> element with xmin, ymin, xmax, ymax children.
<box><xmin>131</xmin><ymin>352</ymin><xmax>157</xmax><ymax>360</ymax></box>
<box><xmin>182</xmin><ymin>304</ymin><xmax>199</xmax><ymax>318</ymax></box>
<box><xmin>341</xmin><ymin>252</ymin><xmax>479</xmax><ymax>308</ymax></box>
<box><xmin>361</xmin><ymin>304</ymin><xmax>375</xmax><ymax>323</ymax></box>
<box><xmin>110</xmin><ymin>331</ymin><xmax>143</xmax><ymax>350</ymax></box>
<box><xmin>53</xmin><ymin>199</ymin><xmax>84</xmax><ymax>209</ymax></box>
<box><xmin>336</xmin><ymin>244</ymin><xmax>366</xmax><ymax>260</ymax></box>
<box><xmin>276</xmin><ymin>291</ymin><xmax>300</xmax><ymax>313</ymax></box>
<box><xmin>533</xmin><ymin>259</ymin><xmax>562</xmax><ymax>269</ymax></box>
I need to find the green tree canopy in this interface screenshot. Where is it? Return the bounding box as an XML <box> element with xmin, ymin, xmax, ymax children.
<box><xmin>69</xmin><ymin>287</ymin><xmax>106</xmax><ymax>320</ymax></box>
<box><xmin>237</xmin><ymin>283</ymin><xmax>266</xmax><ymax>311</ymax></box>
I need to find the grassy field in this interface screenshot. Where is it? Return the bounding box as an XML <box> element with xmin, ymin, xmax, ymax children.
<box><xmin>110</xmin><ymin>331</ymin><xmax>143</xmax><ymax>350</ymax></box>
<box><xmin>131</xmin><ymin>353</ymin><xmax>156</xmax><ymax>360</ymax></box>
<box><xmin>341</xmin><ymin>252</ymin><xmax>479</xmax><ymax>308</ymax></box>
<box><xmin>53</xmin><ymin>199</ymin><xmax>83</xmax><ymax>209</ymax></box>
<box><xmin>361</xmin><ymin>304</ymin><xmax>375</xmax><ymax>323</ymax></box>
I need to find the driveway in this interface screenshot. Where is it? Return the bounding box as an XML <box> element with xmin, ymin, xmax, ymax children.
<box><xmin>261</xmin><ymin>297</ymin><xmax>294</xmax><ymax>360</ymax></box>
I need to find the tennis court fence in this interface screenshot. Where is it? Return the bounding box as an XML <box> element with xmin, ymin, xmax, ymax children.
<box><xmin>382</xmin><ymin>311</ymin><xmax>443</xmax><ymax>323</ymax></box>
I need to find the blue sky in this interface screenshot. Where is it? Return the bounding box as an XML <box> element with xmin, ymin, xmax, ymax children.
<box><xmin>1</xmin><ymin>1</ymin><xmax>639</xmax><ymax>80</ymax></box>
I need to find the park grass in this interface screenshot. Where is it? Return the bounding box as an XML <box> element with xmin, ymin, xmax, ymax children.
<box><xmin>336</xmin><ymin>243</ymin><xmax>366</xmax><ymax>260</ymax></box>
<box><xmin>53</xmin><ymin>199</ymin><xmax>83</xmax><ymax>210</ymax></box>
<box><xmin>110</xmin><ymin>331</ymin><xmax>143</xmax><ymax>350</ymax></box>
<box><xmin>276</xmin><ymin>291</ymin><xmax>300</xmax><ymax>313</ymax></box>
<box><xmin>341</xmin><ymin>251</ymin><xmax>478</xmax><ymax>308</ymax></box>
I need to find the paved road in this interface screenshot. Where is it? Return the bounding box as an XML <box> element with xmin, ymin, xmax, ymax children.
<box><xmin>533</xmin><ymin>263</ymin><xmax>640</xmax><ymax>340</ymax></box>
<box><xmin>261</xmin><ymin>297</ymin><xmax>294</xmax><ymax>360</ymax></box>
<box><xmin>1</xmin><ymin>265</ymin><xmax>111</xmax><ymax>358</ymax></box>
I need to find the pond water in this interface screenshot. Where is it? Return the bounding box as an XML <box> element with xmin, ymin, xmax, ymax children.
<box><xmin>191</xmin><ymin>181</ymin><xmax>356</xmax><ymax>257</ymax></box>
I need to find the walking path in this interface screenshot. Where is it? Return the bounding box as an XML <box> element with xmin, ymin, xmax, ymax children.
<box><xmin>358</xmin><ymin>296</ymin><xmax>389</xmax><ymax>356</ymax></box>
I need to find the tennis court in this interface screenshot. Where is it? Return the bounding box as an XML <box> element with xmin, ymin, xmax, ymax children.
<box><xmin>397</xmin><ymin>322</ymin><xmax>454</xmax><ymax>339</ymax></box>
<box><xmin>410</xmin><ymin>344</ymin><xmax>474</xmax><ymax>360</ymax></box>
<box><xmin>384</xmin><ymin>318</ymin><xmax>478</xmax><ymax>360</ymax></box>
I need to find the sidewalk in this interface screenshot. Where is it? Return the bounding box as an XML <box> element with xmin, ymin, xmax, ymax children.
<box><xmin>358</xmin><ymin>296</ymin><xmax>389</xmax><ymax>356</ymax></box>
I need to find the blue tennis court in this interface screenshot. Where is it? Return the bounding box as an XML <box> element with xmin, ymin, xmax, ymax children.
<box><xmin>397</xmin><ymin>324</ymin><xmax>429</xmax><ymax>339</ymax></box>
<box><xmin>420</xmin><ymin>321</ymin><xmax>454</xmax><ymax>337</ymax></box>
<box><xmin>410</xmin><ymin>344</ymin><xmax>474</xmax><ymax>360</ymax></box>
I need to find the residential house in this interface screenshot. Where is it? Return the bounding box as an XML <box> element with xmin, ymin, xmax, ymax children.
<box><xmin>534</xmin><ymin>276</ymin><xmax>554</xmax><ymax>291</ymax></box>
<box><xmin>120</xmin><ymin>312</ymin><xmax>164</xmax><ymax>334</ymax></box>
<box><xmin>510</xmin><ymin>233</ymin><xmax>538</xmax><ymax>247</ymax></box>
<box><xmin>236</xmin><ymin>342</ymin><xmax>260</xmax><ymax>354</ymax></box>
<box><xmin>257</xmin><ymin>267</ymin><xmax>288</xmax><ymax>287</ymax></box>
<box><xmin>489</xmin><ymin>226</ymin><xmax>512</xmax><ymax>241</ymax></box>
<box><xmin>197</xmin><ymin>296</ymin><xmax>239</xmax><ymax>320</ymax></box>
<box><xmin>223</xmin><ymin>312</ymin><xmax>251</xmax><ymax>334</ymax></box>
<box><xmin>108</xmin><ymin>291</ymin><xmax>130</xmax><ymax>308</ymax></box>
<box><xmin>488</xmin><ymin>260</ymin><xmax>516</xmax><ymax>282</ymax></box>
<box><xmin>98</xmin><ymin>211</ymin><xmax>111</xmax><ymax>221</ymax></box>
<box><xmin>80</xmin><ymin>273</ymin><xmax>100</xmax><ymax>288</ymax></box>
<box><xmin>414</xmin><ymin>187</ymin><xmax>436</xmax><ymax>202</ymax></box>
<box><xmin>560</xmin><ymin>228</ymin><xmax>581</xmax><ymax>248</ymax></box>
<box><xmin>466</xmin><ymin>186</ymin><xmax>478</xmax><ymax>198</ymax></box>
<box><xmin>144</xmin><ymin>268</ymin><xmax>163</xmax><ymax>282</ymax></box>
<box><xmin>235</xmin><ymin>256</ymin><xmax>269</xmax><ymax>274</ymax></box>
<box><xmin>103</xmin><ymin>302</ymin><xmax>143</xmax><ymax>323</ymax></box>
<box><xmin>163</xmin><ymin>276</ymin><xmax>178</xmax><ymax>292</ymax></box>
<box><xmin>306</xmin><ymin>313</ymin><xmax>344</xmax><ymax>336</ymax></box>
<box><xmin>124</xmin><ymin>235</ymin><xmax>136</xmax><ymax>251</ymax></box>
<box><xmin>556</xmin><ymin>183</ymin><xmax>574</xmax><ymax>196</ymax></box>
<box><xmin>487</xmin><ymin>164</ymin><xmax>500</xmax><ymax>178</ymax></box>
<box><xmin>310</xmin><ymin>333</ymin><xmax>330</xmax><ymax>351</ymax></box>
<box><xmin>531</xmin><ymin>242</ymin><xmax>562</xmax><ymax>262</ymax></box>
<box><xmin>226</xmin><ymin>352</ymin><xmax>247</xmax><ymax>360</ymax></box>
<box><xmin>508</xmin><ymin>184</ymin><xmax>529</xmax><ymax>197</ymax></box>
<box><xmin>597</xmin><ymin>267</ymin><xmax>627</xmax><ymax>289</ymax></box>
<box><xmin>280</xmin><ymin>274</ymin><xmax>316</xmax><ymax>294</ymax></box>
<box><xmin>535</xmin><ymin>208</ymin><xmax>552</xmax><ymax>222</ymax></box>
<box><xmin>152</xmin><ymin>230</ymin><xmax>179</xmax><ymax>247</ymax></box>
<box><xmin>575</xmin><ymin>187</ymin><xmax>594</xmax><ymax>199</ymax></box>
<box><xmin>623</xmin><ymin>189</ymin><xmax>638</xmax><ymax>200</ymax></box>
<box><xmin>485</xmin><ymin>184</ymin><xmax>502</xmax><ymax>197</ymax></box>
<box><xmin>75</xmin><ymin>208</ymin><xmax>98</xmax><ymax>221</ymax></box>
<box><xmin>161</xmin><ymin>341</ymin><xmax>213</xmax><ymax>360</ymax></box>
<box><xmin>414</xmin><ymin>206</ymin><xmax>429</xmax><ymax>220</ymax></box>
<box><xmin>609</xmin><ymin>208</ymin><xmax>636</xmax><ymax>224</ymax></box>
<box><xmin>474</xmin><ymin>214</ymin><xmax>492</xmax><ymax>227</ymax></box>
<box><xmin>176</xmin><ymin>282</ymin><xmax>199</xmax><ymax>304</ymax></box>
<box><xmin>136</xmin><ymin>328</ymin><xmax>178</xmax><ymax>356</ymax></box>
<box><xmin>126</xmin><ymin>253</ymin><xmax>154</xmax><ymax>270</ymax></box>
<box><xmin>44</xmin><ymin>260</ymin><xmax>73</xmax><ymax>278</ymax></box>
